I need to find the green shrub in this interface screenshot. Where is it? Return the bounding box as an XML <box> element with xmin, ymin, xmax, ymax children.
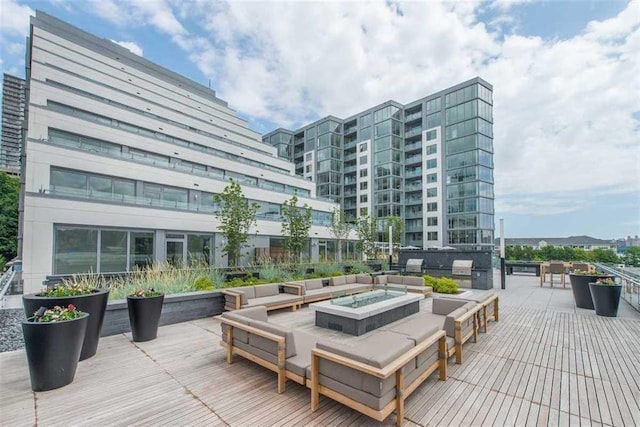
<box><xmin>0</xmin><ymin>255</ymin><xmax>6</xmax><ymax>272</ymax></box>
<box><xmin>193</xmin><ymin>276</ymin><xmax>213</xmax><ymax>291</ymax></box>
<box><xmin>423</xmin><ymin>274</ymin><xmax>459</xmax><ymax>294</ymax></box>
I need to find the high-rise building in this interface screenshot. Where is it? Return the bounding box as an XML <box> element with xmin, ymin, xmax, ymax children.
<box><xmin>264</xmin><ymin>78</ymin><xmax>495</xmax><ymax>251</ymax></box>
<box><xmin>1</xmin><ymin>74</ymin><xmax>26</xmax><ymax>174</ymax></box>
<box><xmin>19</xmin><ymin>11</ymin><xmax>343</xmax><ymax>293</ymax></box>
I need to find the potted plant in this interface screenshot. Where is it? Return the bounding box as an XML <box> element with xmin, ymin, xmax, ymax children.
<box><xmin>22</xmin><ymin>304</ymin><xmax>89</xmax><ymax>391</ymax></box>
<box><xmin>127</xmin><ymin>288</ymin><xmax>164</xmax><ymax>342</ymax></box>
<box><xmin>589</xmin><ymin>277</ymin><xmax>622</xmax><ymax>317</ymax></box>
<box><xmin>569</xmin><ymin>270</ymin><xmax>615</xmax><ymax>309</ymax></box>
<box><xmin>23</xmin><ymin>283</ymin><xmax>109</xmax><ymax>360</ymax></box>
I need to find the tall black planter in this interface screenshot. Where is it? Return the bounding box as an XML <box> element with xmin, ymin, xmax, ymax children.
<box><xmin>23</xmin><ymin>289</ymin><xmax>110</xmax><ymax>360</ymax></box>
<box><xmin>22</xmin><ymin>313</ymin><xmax>89</xmax><ymax>391</ymax></box>
<box><xmin>127</xmin><ymin>294</ymin><xmax>164</xmax><ymax>342</ymax></box>
<box><xmin>588</xmin><ymin>282</ymin><xmax>622</xmax><ymax>317</ymax></box>
<box><xmin>569</xmin><ymin>274</ymin><xmax>614</xmax><ymax>309</ymax></box>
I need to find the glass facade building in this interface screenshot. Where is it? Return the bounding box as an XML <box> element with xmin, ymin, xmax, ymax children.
<box><xmin>264</xmin><ymin>78</ymin><xmax>495</xmax><ymax>251</ymax></box>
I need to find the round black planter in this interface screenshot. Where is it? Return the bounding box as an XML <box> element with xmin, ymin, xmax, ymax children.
<box><xmin>127</xmin><ymin>294</ymin><xmax>164</xmax><ymax>342</ymax></box>
<box><xmin>23</xmin><ymin>289</ymin><xmax>110</xmax><ymax>360</ymax></box>
<box><xmin>588</xmin><ymin>282</ymin><xmax>622</xmax><ymax>317</ymax></box>
<box><xmin>22</xmin><ymin>313</ymin><xmax>89</xmax><ymax>391</ymax></box>
<box><xmin>569</xmin><ymin>274</ymin><xmax>614</xmax><ymax>309</ymax></box>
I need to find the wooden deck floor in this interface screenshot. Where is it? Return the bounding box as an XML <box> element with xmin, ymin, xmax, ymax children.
<box><xmin>1</xmin><ymin>272</ymin><xmax>639</xmax><ymax>426</ymax></box>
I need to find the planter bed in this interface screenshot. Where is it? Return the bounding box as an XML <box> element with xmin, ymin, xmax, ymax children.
<box><xmin>101</xmin><ymin>290</ymin><xmax>225</xmax><ymax>337</ymax></box>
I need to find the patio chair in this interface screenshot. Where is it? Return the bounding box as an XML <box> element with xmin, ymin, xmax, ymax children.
<box><xmin>548</xmin><ymin>262</ymin><xmax>566</xmax><ymax>288</ymax></box>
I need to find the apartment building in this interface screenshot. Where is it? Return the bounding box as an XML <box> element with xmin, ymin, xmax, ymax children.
<box><xmin>1</xmin><ymin>74</ymin><xmax>26</xmax><ymax>174</ymax></box>
<box><xmin>264</xmin><ymin>78</ymin><xmax>495</xmax><ymax>251</ymax></box>
<box><xmin>20</xmin><ymin>11</ymin><xmax>341</xmax><ymax>293</ymax></box>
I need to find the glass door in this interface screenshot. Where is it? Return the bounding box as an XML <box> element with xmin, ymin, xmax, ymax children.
<box><xmin>166</xmin><ymin>240</ymin><xmax>186</xmax><ymax>267</ymax></box>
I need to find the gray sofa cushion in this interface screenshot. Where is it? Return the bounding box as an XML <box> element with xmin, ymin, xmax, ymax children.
<box><xmin>228</xmin><ymin>286</ymin><xmax>255</xmax><ymax>305</ymax></box>
<box><xmin>330</xmin><ymin>275</ymin><xmax>348</xmax><ymax>286</ymax></box>
<box><xmin>442</xmin><ymin>304</ymin><xmax>476</xmax><ymax>338</ymax></box>
<box><xmin>356</xmin><ymin>274</ymin><xmax>373</xmax><ymax>284</ymax></box>
<box><xmin>305</xmin><ymin>279</ymin><xmax>324</xmax><ymax>290</ymax></box>
<box><xmin>254</xmin><ymin>283</ymin><xmax>280</xmax><ymax>298</ymax></box>
<box><xmin>248</xmin><ymin>320</ymin><xmax>296</xmax><ymax>359</ymax></box>
<box><xmin>317</xmin><ymin>331</ymin><xmax>413</xmax><ymax>369</ymax></box>
<box><xmin>388</xmin><ymin>319</ymin><xmax>441</xmax><ymax>345</ymax></box>
<box><xmin>414</xmin><ymin>345</ymin><xmax>440</xmax><ymax>375</ymax></box>
<box><xmin>220</xmin><ymin>306</ymin><xmax>268</xmax><ymax>343</ymax></box>
<box><xmin>245</xmin><ymin>294</ymin><xmax>303</xmax><ymax>309</ymax></box>
<box><xmin>285</xmin><ymin>331</ymin><xmax>318</xmax><ymax>378</ymax></box>
<box><xmin>314</xmin><ymin>372</ymin><xmax>397</xmax><ymax>411</ymax></box>
<box><xmin>387</xmin><ymin>275</ymin><xmax>404</xmax><ymax>285</ymax></box>
<box><xmin>403</xmin><ymin>276</ymin><xmax>424</xmax><ymax>286</ymax></box>
<box><xmin>433</xmin><ymin>297</ymin><xmax>468</xmax><ymax>316</ymax></box>
<box><xmin>328</xmin><ymin>283</ymin><xmax>371</xmax><ymax>295</ymax></box>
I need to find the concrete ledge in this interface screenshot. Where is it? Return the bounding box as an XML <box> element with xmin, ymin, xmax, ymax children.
<box><xmin>101</xmin><ymin>290</ymin><xmax>225</xmax><ymax>337</ymax></box>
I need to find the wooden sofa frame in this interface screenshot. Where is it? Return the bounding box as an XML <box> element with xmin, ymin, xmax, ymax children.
<box><xmin>310</xmin><ymin>331</ymin><xmax>447</xmax><ymax>427</ymax></box>
<box><xmin>448</xmin><ymin>306</ymin><xmax>480</xmax><ymax>364</ymax></box>
<box><xmin>219</xmin><ymin>317</ymin><xmax>303</xmax><ymax>393</ymax></box>
<box><xmin>222</xmin><ymin>283</ymin><xmax>302</xmax><ymax>311</ymax></box>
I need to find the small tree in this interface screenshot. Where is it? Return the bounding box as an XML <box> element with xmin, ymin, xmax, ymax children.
<box><xmin>623</xmin><ymin>247</ymin><xmax>640</xmax><ymax>267</ymax></box>
<box><xmin>329</xmin><ymin>207</ymin><xmax>352</xmax><ymax>262</ymax></box>
<box><xmin>281</xmin><ymin>195</ymin><xmax>312</xmax><ymax>264</ymax></box>
<box><xmin>214</xmin><ymin>180</ymin><xmax>259</xmax><ymax>268</ymax></box>
<box><xmin>355</xmin><ymin>214</ymin><xmax>378</xmax><ymax>260</ymax></box>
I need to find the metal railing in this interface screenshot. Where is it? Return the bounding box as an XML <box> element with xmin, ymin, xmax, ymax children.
<box><xmin>595</xmin><ymin>263</ymin><xmax>640</xmax><ymax>312</ymax></box>
<box><xmin>0</xmin><ymin>268</ymin><xmax>16</xmax><ymax>309</ymax></box>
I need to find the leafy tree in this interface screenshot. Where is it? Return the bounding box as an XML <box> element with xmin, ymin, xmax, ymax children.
<box><xmin>0</xmin><ymin>172</ymin><xmax>19</xmax><ymax>261</ymax></box>
<box><xmin>623</xmin><ymin>247</ymin><xmax>640</xmax><ymax>267</ymax></box>
<box><xmin>590</xmin><ymin>248</ymin><xmax>619</xmax><ymax>263</ymax></box>
<box><xmin>214</xmin><ymin>180</ymin><xmax>258</xmax><ymax>268</ymax></box>
<box><xmin>281</xmin><ymin>195</ymin><xmax>312</xmax><ymax>264</ymax></box>
<box><xmin>329</xmin><ymin>207</ymin><xmax>352</xmax><ymax>262</ymax></box>
<box><xmin>355</xmin><ymin>214</ymin><xmax>378</xmax><ymax>260</ymax></box>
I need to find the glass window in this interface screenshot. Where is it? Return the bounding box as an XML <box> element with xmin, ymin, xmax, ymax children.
<box><xmin>89</xmin><ymin>176</ymin><xmax>112</xmax><ymax>198</ymax></box>
<box><xmin>360</xmin><ymin>114</ymin><xmax>372</xmax><ymax>128</ymax></box>
<box><xmin>426</xmin><ymin>144</ymin><xmax>437</xmax><ymax>155</ymax></box>
<box><xmin>426</xmin><ymin>187</ymin><xmax>437</xmax><ymax>197</ymax></box>
<box><xmin>359</xmin><ymin>127</ymin><xmax>371</xmax><ymax>141</ymax></box>
<box><xmin>359</xmin><ymin>155</ymin><xmax>368</xmax><ymax>165</ymax></box>
<box><xmin>427</xmin><ymin>217</ymin><xmax>438</xmax><ymax>226</ymax></box>
<box><xmin>426</xmin><ymin>173</ymin><xmax>437</xmax><ymax>183</ymax></box>
<box><xmin>359</xmin><ymin>142</ymin><xmax>368</xmax><ymax>152</ymax></box>
<box><xmin>100</xmin><ymin>230</ymin><xmax>127</xmax><ymax>272</ymax></box>
<box><xmin>360</xmin><ymin>194</ymin><xmax>368</xmax><ymax>203</ymax></box>
<box><xmin>426</xmin><ymin>130</ymin><xmax>437</xmax><ymax>141</ymax></box>
<box><xmin>426</xmin><ymin>159</ymin><xmax>437</xmax><ymax>169</ymax></box>
<box><xmin>426</xmin><ymin>98</ymin><xmax>441</xmax><ymax>114</ymax></box>
<box><xmin>188</xmin><ymin>234</ymin><xmax>211</xmax><ymax>265</ymax></box>
<box><xmin>51</xmin><ymin>169</ymin><xmax>87</xmax><ymax>195</ymax></box>
<box><xmin>426</xmin><ymin>113</ymin><xmax>441</xmax><ymax>129</ymax></box>
<box><xmin>427</xmin><ymin>202</ymin><xmax>438</xmax><ymax>212</ymax></box>
<box><xmin>130</xmin><ymin>232</ymin><xmax>154</xmax><ymax>270</ymax></box>
<box><xmin>374</xmin><ymin>120</ymin><xmax>391</xmax><ymax>137</ymax></box>
<box><xmin>360</xmin><ymin>181</ymin><xmax>368</xmax><ymax>190</ymax></box>
<box><xmin>427</xmin><ymin>232</ymin><xmax>438</xmax><ymax>241</ymax></box>
<box><xmin>359</xmin><ymin>169</ymin><xmax>368</xmax><ymax>178</ymax></box>
<box><xmin>54</xmin><ymin>227</ymin><xmax>98</xmax><ymax>274</ymax></box>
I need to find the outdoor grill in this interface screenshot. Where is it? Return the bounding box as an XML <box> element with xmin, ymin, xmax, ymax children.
<box><xmin>452</xmin><ymin>260</ymin><xmax>473</xmax><ymax>276</ymax></box>
<box><xmin>405</xmin><ymin>258</ymin><xmax>424</xmax><ymax>274</ymax></box>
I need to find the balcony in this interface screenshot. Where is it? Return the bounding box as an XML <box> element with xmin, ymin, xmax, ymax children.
<box><xmin>405</xmin><ymin>141</ymin><xmax>422</xmax><ymax>152</ymax></box>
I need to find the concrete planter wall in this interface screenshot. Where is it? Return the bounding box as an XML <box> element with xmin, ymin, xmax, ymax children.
<box><xmin>101</xmin><ymin>290</ymin><xmax>225</xmax><ymax>337</ymax></box>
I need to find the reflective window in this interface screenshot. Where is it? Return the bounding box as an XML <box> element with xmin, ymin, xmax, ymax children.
<box><xmin>100</xmin><ymin>230</ymin><xmax>128</xmax><ymax>273</ymax></box>
<box><xmin>54</xmin><ymin>227</ymin><xmax>98</xmax><ymax>274</ymax></box>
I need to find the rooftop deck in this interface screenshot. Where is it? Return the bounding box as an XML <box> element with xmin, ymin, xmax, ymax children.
<box><xmin>2</xmin><ymin>271</ymin><xmax>639</xmax><ymax>426</ymax></box>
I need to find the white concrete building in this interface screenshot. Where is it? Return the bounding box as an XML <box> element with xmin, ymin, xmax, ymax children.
<box><xmin>20</xmin><ymin>11</ymin><xmax>342</xmax><ymax>293</ymax></box>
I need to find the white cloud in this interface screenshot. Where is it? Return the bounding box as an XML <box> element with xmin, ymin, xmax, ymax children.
<box><xmin>489</xmin><ymin>0</ymin><xmax>532</xmax><ymax>11</ymax></box>
<box><xmin>111</xmin><ymin>40</ymin><xmax>143</xmax><ymax>56</ymax></box>
<box><xmin>79</xmin><ymin>0</ymin><xmax>640</xmax><ymax>218</ymax></box>
<box><xmin>0</xmin><ymin>0</ymin><xmax>34</xmax><ymax>36</ymax></box>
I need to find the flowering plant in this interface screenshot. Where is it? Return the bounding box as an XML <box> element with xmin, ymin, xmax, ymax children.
<box><xmin>39</xmin><ymin>283</ymin><xmax>94</xmax><ymax>297</ymax></box>
<box><xmin>129</xmin><ymin>288</ymin><xmax>163</xmax><ymax>298</ymax></box>
<box><xmin>595</xmin><ymin>278</ymin><xmax>615</xmax><ymax>285</ymax></box>
<box><xmin>33</xmin><ymin>304</ymin><xmax>85</xmax><ymax>322</ymax></box>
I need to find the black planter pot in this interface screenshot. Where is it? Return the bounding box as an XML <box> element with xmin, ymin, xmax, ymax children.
<box><xmin>127</xmin><ymin>294</ymin><xmax>164</xmax><ymax>342</ymax></box>
<box><xmin>23</xmin><ymin>289</ymin><xmax>110</xmax><ymax>360</ymax></box>
<box><xmin>569</xmin><ymin>274</ymin><xmax>614</xmax><ymax>309</ymax></box>
<box><xmin>22</xmin><ymin>313</ymin><xmax>89</xmax><ymax>391</ymax></box>
<box><xmin>588</xmin><ymin>282</ymin><xmax>622</xmax><ymax>317</ymax></box>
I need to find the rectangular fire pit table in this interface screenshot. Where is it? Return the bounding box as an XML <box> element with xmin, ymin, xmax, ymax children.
<box><xmin>310</xmin><ymin>289</ymin><xmax>423</xmax><ymax>336</ymax></box>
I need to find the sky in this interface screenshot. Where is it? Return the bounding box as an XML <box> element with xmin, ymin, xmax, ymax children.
<box><xmin>1</xmin><ymin>0</ymin><xmax>639</xmax><ymax>241</ymax></box>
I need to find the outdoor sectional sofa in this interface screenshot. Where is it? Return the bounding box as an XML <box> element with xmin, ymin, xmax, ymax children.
<box><xmin>374</xmin><ymin>274</ymin><xmax>433</xmax><ymax>296</ymax></box>
<box><xmin>219</xmin><ymin>305</ymin><xmax>448</xmax><ymax>426</ymax></box>
<box><xmin>285</xmin><ymin>274</ymin><xmax>373</xmax><ymax>304</ymax></box>
<box><xmin>220</xmin><ymin>306</ymin><xmax>318</xmax><ymax>393</ymax></box>
<box><xmin>222</xmin><ymin>283</ymin><xmax>303</xmax><ymax>311</ymax></box>
<box><xmin>437</xmin><ymin>292</ymin><xmax>499</xmax><ymax>333</ymax></box>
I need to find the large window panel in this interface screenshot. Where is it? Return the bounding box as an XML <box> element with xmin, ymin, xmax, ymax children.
<box><xmin>54</xmin><ymin>227</ymin><xmax>98</xmax><ymax>274</ymax></box>
<box><xmin>51</xmin><ymin>169</ymin><xmax>87</xmax><ymax>195</ymax></box>
<box><xmin>100</xmin><ymin>230</ymin><xmax>128</xmax><ymax>272</ymax></box>
<box><xmin>130</xmin><ymin>232</ymin><xmax>154</xmax><ymax>270</ymax></box>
